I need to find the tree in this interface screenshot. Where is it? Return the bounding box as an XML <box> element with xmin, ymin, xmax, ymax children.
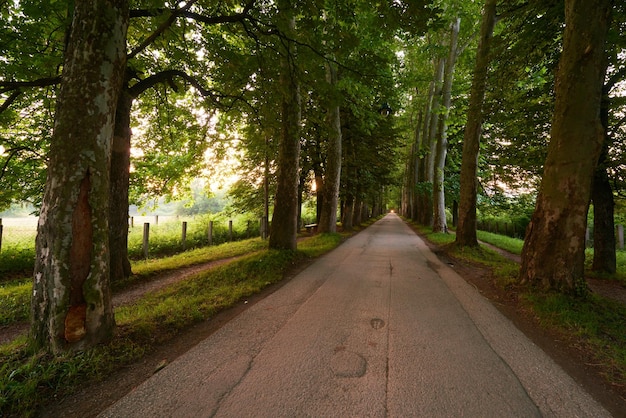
<box><xmin>519</xmin><ymin>0</ymin><xmax>612</xmax><ymax>293</ymax></box>
<box><xmin>108</xmin><ymin>0</ymin><xmax>260</xmax><ymax>282</ymax></box>
<box><xmin>455</xmin><ymin>0</ymin><xmax>497</xmax><ymax>247</ymax></box>
<box><xmin>269</xmin><ymin>0</ymin><xmax>301</xmax><ymax>250</ymax></box>
<box><xmin>31</xmin><ymin>0</ymin><xmax>129</xmax><ymax>352</ymax></box>
<box><xmin>317</xmin><ymin>59</ymin><xmax>342</xmax><ymax>233</ymax></box>
<box><xmin>591</xmin><ymin>11</ymin><xmax>626</xmax><ymax>273</ymax></box>
<box><xmin>432</xmin><ymin>17</ymin><xmax>461</xmax><ymax>233</ymax></box>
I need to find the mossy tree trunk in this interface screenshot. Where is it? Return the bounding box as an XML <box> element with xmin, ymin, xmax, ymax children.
<box><xmin>519</xmin><ymin>0</ymin><xmax>611</xmax><ymax>293</ymax></box>
<box><xmin>31</xmin><ymin>0</ymin><xmax>128</xmax><ymax>353</ymax></box>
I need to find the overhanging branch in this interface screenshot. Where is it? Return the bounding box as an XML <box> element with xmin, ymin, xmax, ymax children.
<box><xmin>0</xmin><ymin>76</ymin><xmax>61</xmax><ymax>94</ymax></box>
<box><xmin>128</xmin><ymin>69</ymin><xmax>254</xmax><ymax>113</ymax></box>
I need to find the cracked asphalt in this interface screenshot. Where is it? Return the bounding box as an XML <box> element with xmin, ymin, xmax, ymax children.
<box><xmin>100</xmin><ymin>213</ymin><xmax>610</xmax><ymax>417</ymax></box>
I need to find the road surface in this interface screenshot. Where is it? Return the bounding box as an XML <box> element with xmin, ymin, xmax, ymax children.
<box><xmin>100</xmin><ymin>213</ymin><xmax>610</xmax><ymax>417</ymax></box>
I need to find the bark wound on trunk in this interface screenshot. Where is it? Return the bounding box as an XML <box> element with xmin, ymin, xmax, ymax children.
<box><xmin>65</xmin><ymin>170</ymin><xmax>93</xmax><ymax>343</ymax></box>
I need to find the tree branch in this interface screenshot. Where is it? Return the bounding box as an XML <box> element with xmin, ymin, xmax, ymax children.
<box><xmin>605</xmin><ymin>65</ymin><xmax>626</xmax><ymax>95</ymax></box>
<box><xmin>0</xmin><ymin>76</ymin><xmax>61</xmax><ymax>94</ymax></box>
<box><xmin>128</xmin><ymin>69</ymin><xmax>254</xmax><ymax>113</ymax></box>
<box><xmin>0</xmin><ymin>146</ymin><xmax>31</xmax><ymax>183</ymax></box>
<box><xmin>0</xmin><ymin>91</ymin><xmax>22</xmax><ymax>114</ymax></box>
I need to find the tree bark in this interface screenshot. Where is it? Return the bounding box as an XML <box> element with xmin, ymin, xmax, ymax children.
<box><xmin>433</xmin><ymin>17</ymin><xmax>461</xmax><ymax>233</ymax></box>
<box><xmin>269</xmin><ymin>0</ymin><xmax>301</xmax><ymax>250</ymax></box>
<box><xmin>591</xmin><ymin>86</ymin><xmax>616</xmax><ymax>274</ymax></box>
<box><xmin>410</xmin><ymin>109</ymin><xmax>423</xmax><ymax>221</ymax></box>
<box><xmin>519</xmin><ymin>0</ymin><xmax>611</xmax><ymax>293</ymax></box>
<box><xmin>354</xmin><ymin>194</ymin><xmax>363</xmax><ymax>226</ymax></box>
<box><xmin>592</xmin><ymin>160</ymin><xmax>616</xmax><ymax>274</ymax></box>
<box><xmin>110</xmin><ymin>84</ymin><xmax>133</xmax><ymax>283</ymax></box>
<box><xmin>32</xmin><ymin>0</ymin><xmax>128</xmax><ymax>353</ymax></box>
<box><xmin>342</xmin><ymin>193</ymin><xmax>354</xmax><ymax>232</ymax></box>
<box><xmin>415</xmin><ymin>77</ymin><xmax>435</xmax><ymax>223</ymax></box>
<box><xmin>318</xmin><ymin>61</ymin><xmax>342</xmax><ymax>233</ymax></box>
<box><xmin>315</xmin><ymin>169</ymin><xmax>324</xmax><ymax>223</ymax></box>
<box><xmin>456</xmin><ymin>0</ymin><xmax>497</xmax><ymax>247</ymax></box>
<box><xmin>419</xmin><ymin>57</ymin><xmax>445</xmax><ymax>226</ymax></box>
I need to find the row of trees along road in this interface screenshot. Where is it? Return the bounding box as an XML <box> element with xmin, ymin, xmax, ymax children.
<box><xmin>400</xmin><ymin>0</ymin><xmax>624</xmax><ymax>290</ymax></box>
<box><xmin>0</xmin><ymin>0</ymin><xmax>623</xmax><ymax>352</ymax></box>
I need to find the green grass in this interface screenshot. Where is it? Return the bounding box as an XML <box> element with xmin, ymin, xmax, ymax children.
<box><xmin>522</xmin><ymin>291</ymin><xmax>626</xmax><ymax>387</ymax></box>
<box><xmin>0</xmin><ymin>231</ymin><xmax>36</xmax><ymax>282</ymax></box>
<box><xmin>477</xmin><ymin>230</ymin><xmax>524</xmax><ymax>255</ymax></box>
<box><xmin>118</xmin><ymin>238</ymin><xmax>268</xmax><ymax>289</ymax></box>
<box><xmin>0</xmin><ymin>239</ymin><xmax>269</xmax><ymax>327</ymax></box>
<box><xmin>0</xmin><ymin>216</ymin><xmax>264</xmax><ymax>284</ymax></box>
<box><xmin>0</xmin><ymin>232</ymin><xmax>346</xmax><ymax>417</ymax></box>
<box><xmin>0</xmin><ymin>281</ymin><xmax>31</xmax><ymax>325</ymax></box>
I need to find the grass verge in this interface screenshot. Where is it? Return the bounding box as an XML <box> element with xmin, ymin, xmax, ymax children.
<box><xmin>0</xmin><ymin>239</ymin><xmax>268</xmax><ymax>326</ymax></box>
<box><xmin>0</xmin><ymin>233</ymin><xmax>345</xmax><ymax>417</ymax></box>
<box><xmin>521</xmin><ymin>291</ymin><xmax>626</xmax><ymax>388</ymax></box>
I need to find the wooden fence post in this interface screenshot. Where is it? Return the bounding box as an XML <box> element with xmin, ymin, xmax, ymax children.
<box><xmin>182</xmin><ymin>221</ymin><xmax>187</xmax><ymax>250</ymax></box>
<box><xmin>143</xmin><ymin>223</ymin><xmax>150</xmax><ymax>258</ymax></box>
<box><xmin>229</xmin><ymin>220</ymin><xmax>233</xmax><ymax>241</ymax></box>
<box><xmin>618</xmin><ymin>224</ymin><xmax>624</xmax><ymax>250</ymax></box>
<box><xmin>208</xmin><ymin>221</ymin><xmax>213</xmax><ymax>245</ymax></box>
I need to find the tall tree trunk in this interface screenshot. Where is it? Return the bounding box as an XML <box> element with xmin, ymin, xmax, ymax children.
<box><xmin>32</xmin><ymin>0</ymin><xmax>128</xmax><ymax>353</ymax></box>
<box><xmin>263</xmin><ymin>135</ymin><xmax>270</xmax><ymax>239</ymax></box>
<box><xmin>419</xmin><ymin>58</ymin><xmax>445</xmax><ymax>226</ymax></box>
<box><xmin>456</xmin><ymin>0</ymin><xmax>497</xmax><ymax>247</ymax></box>
<box><xmin>592</xmin><ymin>160</ymin><xmax>616</xmax><ymax>274</ymax></box>
<box><xmin>416</xmin><ymin>77</ymin><xmax>435</xmax><ymax>223</ymax></box>
<box><xmin>592</xmin><ymin>89</ymin><xmax>616</xmax><ymax>274</ymax></box>
<box><xmin>269</xmin><ymin>0</ymin><xmax>301</xmax><ymax>250</ymax></box>
<box><xmin>342</xmin><ymin>193</ymin><xmax>354</xmax><ymax>232</ymax></box>
<box><xmin>433</xmin><ymin>17</ymin><xmax>461</xmax><ymax>233</ymax></box>
<box><xmin>315</xmin><ymin>169</ymin><xmax>324</xmax><ymax>223</ymax></box>
<box><xmin>519</xmin><ymin>0</ymin><xmax>611</xmax><ymax>293</ymax></box>
<box><xmin>354</xmin><ymin>194</ymin><xmax>363</xmax><ymax>226</ymax></box>
<box><xmin>110</xmin><ymin>84</ymin><xmax>133</xmax><ymax>283</ymax></box>
<box><xmin>318</xmin><ymin>62</ymin><xmax>342</xmax><ymax>233</ymax></box>
<box><xmin>411</xmin><ymin>109</ymin><xmax>423</xmax><ymax>221</ymax></box>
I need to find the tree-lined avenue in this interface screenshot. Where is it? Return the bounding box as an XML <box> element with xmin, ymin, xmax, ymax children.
<box><xmin>100</xmin><ymin>214</ymin><xmax>608</xmax><ymax>417</ymax></box>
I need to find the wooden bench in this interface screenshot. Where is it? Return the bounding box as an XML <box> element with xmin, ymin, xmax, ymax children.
<box><xmin>304</xmin><ymin>223</ymin><xmax>318</xmax><ymax>233</ymax></box>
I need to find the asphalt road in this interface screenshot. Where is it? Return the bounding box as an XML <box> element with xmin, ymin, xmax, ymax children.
<box><xmin>100</xmin><ymin>213</ymin><xmax>610</xmax><ymax>417</ymax></box>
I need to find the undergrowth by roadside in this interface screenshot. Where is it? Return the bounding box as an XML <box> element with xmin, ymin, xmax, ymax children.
<box><xmin>407</xmin><ymin>220</ymin><xmax>626</xmax><ymax>396</ymax></box>
<box><xmin>0</xmin><ymin>232</ymin><xmax>346</xmax><ymax>417</ymax></box>
<box><xmin>0</xmin><ymin>238</ymin><xmax>269</xmax><ymax>326</ymax></box>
